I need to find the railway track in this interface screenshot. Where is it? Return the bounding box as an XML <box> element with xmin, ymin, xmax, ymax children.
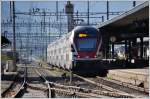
<box><xmin>46</xmin><ymin>65</ymin><xmax>148</xmax><ymax>98</ymax></box>
<box><xmin>22</xmin><ymin>67</ymin><xmax>50</xmax><ymax>98</ymax></box>
<box><xmin>14</xmin><ymin>61</ymin><xmax>148</xmax><ymax>98</ymax></box>
<box><xmin>36</xmin><ymin>61</ymin><xmax>149</xmax><ymax>98</ymax></box>
<box><xmin>96</xmin><ymin>76</ymin><xmax>149</xmax><ymax>95</ymax></box>
<box><xmin>1</xmin><ymin>67</ymin><xmax>27</xmax><ymax>98</ymax></box>
<box><xmin>74</xmin><ymin>74</ymin><xmax>149</xmax><ymax>98</ymax></box>
<box><xmin>2</xmin><ymin>63</ymin><xmax>51</xmax><ymax>98</ymax></box>
<box><xmin>36</xmin><ymin>68</ymin><xmax>135</xmax><ymax>98</ymax></box>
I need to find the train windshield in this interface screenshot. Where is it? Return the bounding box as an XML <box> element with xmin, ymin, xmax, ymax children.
<box><xmin>77</xmin><ymin>38</ymin><xmax>97</xmax><ymax>51</ymax></box>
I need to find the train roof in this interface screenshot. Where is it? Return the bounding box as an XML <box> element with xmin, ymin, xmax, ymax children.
<box><xmin>47</xmin><ymin>26</ymin><xmax>98</xmax><ymax>48</ymax></box>
<box><xmin>47</xmin><ymin>31</ymin><xmax>72</xmax><ymax>47</ymax></box>
<box><xmin>74</xmin><ymin>26</ymin><xmax>98</xmax><ymax>32</ymax></box>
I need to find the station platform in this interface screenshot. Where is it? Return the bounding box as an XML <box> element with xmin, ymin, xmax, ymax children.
<box><xmin>107</xmin><ymin>68</ymin><xmax>149</xmax><ymax>89</ymax></box>
<box><xmin>1</xmin><ymin>72</ymin><xmax>18</xmax><ymax>95</ymax></box>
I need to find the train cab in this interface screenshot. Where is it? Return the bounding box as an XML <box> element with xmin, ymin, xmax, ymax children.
<box><xmin>74</xmin><ymin>27</ymin><xmax>100</xmax><ymax>59</ymax></box>
<box><xmin>72</xmin><ymin>26</ymin><xmax>103</xmax><ymax>75</ymax></box>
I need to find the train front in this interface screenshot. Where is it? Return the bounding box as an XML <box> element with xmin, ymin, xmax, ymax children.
<box><xmin>72</xmin><ymin>26</ymin><xmax>102</xmax><ymax>75</ymax></box>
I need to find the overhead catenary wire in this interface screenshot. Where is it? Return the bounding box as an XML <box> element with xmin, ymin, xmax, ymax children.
<box><xmin>2</xmin><ymin>1</ymin><xmax>128</xmax><ymax>60</ymax></box>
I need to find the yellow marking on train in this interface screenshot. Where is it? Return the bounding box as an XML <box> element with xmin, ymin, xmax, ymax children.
<box><xmin>79</xmin><ymin>33</ymin><xmax>87</xmax><ymax>37</ymax></box>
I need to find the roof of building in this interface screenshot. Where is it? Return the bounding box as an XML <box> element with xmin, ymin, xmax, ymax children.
<box><xmin>97</xmin><ymin>1</ymin><xmax>149</xmax><ymax>28</ymax></box>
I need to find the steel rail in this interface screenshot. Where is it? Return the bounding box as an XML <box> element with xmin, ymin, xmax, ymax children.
<box><xmin>73</xmin><ymin>74</ymin><xmax>136</xmax><ymax>98</ymax></box>
<box><xmin>1</xmin><ymin>68</ymin><xmax>27</xmax><ymax>98</ymax></box>
<box><xmin>96</xmin><ymin>76</ymin><xmax>149</xmax><ymax>96</ymax></box>
<box><xmin>34</xmin><ymin>69</ymin><xmax>53</xmax><ymax>98</ymax></box>
<box><xmin>35</xmin><ymin>67</ymin><xmax>135</xmax><ymax>98</ymax></box>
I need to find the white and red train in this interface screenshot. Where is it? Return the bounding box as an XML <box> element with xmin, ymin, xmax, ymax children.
<box><xmin>47</xmin><ymin>26</ymin><xmax>103</xmax><ymax>75</ymax></box>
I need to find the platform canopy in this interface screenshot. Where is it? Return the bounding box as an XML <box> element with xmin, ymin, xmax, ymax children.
<box><xmin>97</xmin><ymin>1</ymin><xmax>149</xmax><ymax>40</ymax></box>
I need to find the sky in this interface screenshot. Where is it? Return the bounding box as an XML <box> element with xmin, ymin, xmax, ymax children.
<box><xmin>2</xmin><ymin>1</ymin><xmax>146</xmax><ymax>22</ymax></box>
<box><xmin>1</xmin><ymin>1</ymin><xmax>146</xmax><ymax>38</ymax></box>
<box><xmin>1</xmin><ymin>0</ymin><xmax>147</xmax><ymax>58</ymax></box>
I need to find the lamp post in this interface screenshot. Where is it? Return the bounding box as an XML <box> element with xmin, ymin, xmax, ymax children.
<box><xmin>12</xmin><ymin>1</ymin><xmax>17</xmax><ymax>72</ymax></box>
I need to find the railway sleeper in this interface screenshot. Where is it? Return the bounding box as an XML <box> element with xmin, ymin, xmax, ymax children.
<box><xmin>50</xmin><ymin>88</ymin><xmax>102</xmax><ymax>98</ymax></box>
<box><xmin>48</xmin><ymin>81</ymin><xmax>135</xmax><ymax>98</ymax></box>
<box><xmin>96</xmin><ymin>76</ymin><xmax>149</xmax><ymax>96</ymax></box>
<box><xmin>91</xmin><ymin>89</ymin><xmax>135</xmax><ymax>98</ymax></box>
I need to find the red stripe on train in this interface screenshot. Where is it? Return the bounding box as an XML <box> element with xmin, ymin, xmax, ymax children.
<box><xmin>77</xmin><ymin>52</ymin><xmax>96</xmax><ymax>58</ymax></box>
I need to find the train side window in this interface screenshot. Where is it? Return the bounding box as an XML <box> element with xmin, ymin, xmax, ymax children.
<box><xmin>61</xmin><ymin>55</ymin><xmax>63</xmax><ymax>60</ymax></box>
<box><xmin>71</xmin><ymin>45</ymin><xmax>75</xmax><ymax>52</ymax></box>
<box><xmin>63</xmin><ymin>47</ymin><xmax>65</xmax><ymax>52</ymax></box>
<box><xmin>66</xmin><ymin>54</ymin><xmax>69</xmax><ymax>61</ymax></box>
<box><xmin>59</xmin><ymin>48</ymin><xmax>61</xmax><ymax>53</ymax></box>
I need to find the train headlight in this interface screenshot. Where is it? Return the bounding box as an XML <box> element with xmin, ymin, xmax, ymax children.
<box><xmin>77</xmin><ymin>55</ymin><xmax>80</xmax><ymax>58</ymax></box>
<box><xmin>79</xmin><ymin>33</ymin><xmax>88</xmax><ymax>38</ymax></box>
<box><xmin>110</xmin><ymin>36</ymin><xmax>116</xmax><ymax>42</ymax></box>
<box><xmin>131</xmin><ymin>59</ymin><xmax>135</xmax><ymax>63</ymax></box>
